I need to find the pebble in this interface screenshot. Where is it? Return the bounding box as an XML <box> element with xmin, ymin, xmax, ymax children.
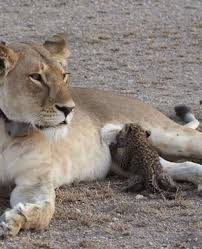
<box><xmin>135</xmin><ymin>194</ymin><xmax>145</xmax><ymax>200</ymax></box>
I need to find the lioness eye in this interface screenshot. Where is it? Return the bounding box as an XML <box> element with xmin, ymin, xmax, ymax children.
<box><xmin>29</xmin><ymin>73</ymin><xmax>43</xmax><ymax>82</ymax></box>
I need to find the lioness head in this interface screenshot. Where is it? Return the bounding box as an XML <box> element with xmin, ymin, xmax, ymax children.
<box><xmin>0</xmin><ymin>34</ymin><xmax>75</xmax><ymax>140</ymax></box>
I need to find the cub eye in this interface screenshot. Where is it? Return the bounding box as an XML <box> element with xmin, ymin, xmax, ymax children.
<box><xmin>29</xmin><ymin>73</ymin><xmax>43</xmax><ymax>82</ymax></box>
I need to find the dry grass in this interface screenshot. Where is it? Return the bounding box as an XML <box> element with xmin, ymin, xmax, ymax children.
<box><xmin>79</xmin><ymin>240</ymin><xmax>97</xmax><ymax>248</ymax></box>
<box><xmin>0</xmin><ymin>177</ymin><xmax>201</xmax><ymax>249</ymax></box>
<box><xmin>55</xmin><ymin>206</ymin><xmax>112</xmax><ymax>226</ymax></box>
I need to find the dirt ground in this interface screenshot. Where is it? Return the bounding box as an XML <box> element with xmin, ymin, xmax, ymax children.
<box><xmin>0</xmin><ymin>0</ymin><xmax>202</xmax><ymax>248</ymax></box>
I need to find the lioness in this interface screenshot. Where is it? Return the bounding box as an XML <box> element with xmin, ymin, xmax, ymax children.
<box><xmin>0</xmin><ymin>34</ymin><xmax>202</xmax><ymax>238</ymax></box>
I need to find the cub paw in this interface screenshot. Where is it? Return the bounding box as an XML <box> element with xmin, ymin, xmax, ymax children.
<box><xmin>158</xmin><ymin>173</ymin><xmax>177</xmax><ymax>192</ymax></box>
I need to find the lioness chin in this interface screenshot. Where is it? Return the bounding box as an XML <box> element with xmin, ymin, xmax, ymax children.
<box><xmin>0</xmin><ymin>34</ymin><xmax>202</xmax><ymax>238</ymax></box>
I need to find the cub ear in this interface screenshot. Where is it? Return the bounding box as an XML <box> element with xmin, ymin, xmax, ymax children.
<box><xmin>124</xmin><ymin>123</ymin><xmax>132</xmax><ymax>134</ymax></box>
<box><xmin>145</xmin><ymin>130</ymin><xmax>151</xmax><ymax>138</ymax></box>
<box><xmin>0</xmin><ymin>44</ymin><xmax>19</xmax><ymax>79</ymax></box>
<box><xmin>43</xmin><ymin>34</ymin><xmax>70</xmax><ymax>66</ymax></box>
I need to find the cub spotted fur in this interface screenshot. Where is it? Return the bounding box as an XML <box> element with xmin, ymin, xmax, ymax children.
<box><xmin>110</xmin><ymin>124</ymin><xmax>176</xmax><ymax>193</ymax></box>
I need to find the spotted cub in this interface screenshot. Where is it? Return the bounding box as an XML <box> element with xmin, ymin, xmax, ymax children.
<box><xmin>110</xmin><ymin>123</ymin><xmax>176</xmax><ymax>193</ymax></box>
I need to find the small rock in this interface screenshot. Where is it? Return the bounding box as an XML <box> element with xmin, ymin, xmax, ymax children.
<box><xmin>79</xmin><ymin>240</ymin><xmax>96</xmax><ymax>248</ymax></box>
<box><xmin>135</xmin><ymin>194</ymin><xmax>145</xmax><ymax>200</ymax></box>
<box><xmin>112</xmin><ymin>217</ymin><xmax>119</xmax><ymax>222</ymax></box>
<box><xmin>75</xmin><ymin>208</ymin><xmax>81</xmax><ymax>214</ymax></box>
<box><xmin>122</xmin><ymin>231</ymin><xmax>131</xmax><ymax>236</ymax></box>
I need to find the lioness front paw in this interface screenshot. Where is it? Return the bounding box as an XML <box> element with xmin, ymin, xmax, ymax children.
<box><xmin>0</xmin><ymin>203</ymin><xmax>25</xmax><ymax>238</ymax></box>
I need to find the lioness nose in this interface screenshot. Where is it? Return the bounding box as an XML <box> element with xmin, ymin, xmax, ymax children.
<box><xmin>55</xmin><ymin>105</ymin><xmax>74</xmax><ymax>118</ymax></box>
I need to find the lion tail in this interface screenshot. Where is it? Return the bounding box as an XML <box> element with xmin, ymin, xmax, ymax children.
<box><xmin>174</xmin><ymin>104</ymin><xmax>199</xmax><ymax>129</ymax></box>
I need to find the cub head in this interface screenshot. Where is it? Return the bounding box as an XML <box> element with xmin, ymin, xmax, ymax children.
<box><xmin>0</xmin><ymin>34</ymin><xmax>75</xmax><ymax>140</ymax></box>
<box><xmin>116</xmin><ymin>123</ymin><xmax>151</xmax><ymax>147</ymax></box>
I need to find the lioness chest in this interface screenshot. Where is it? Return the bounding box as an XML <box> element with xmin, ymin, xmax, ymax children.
<box><xmin>0</xmin><ymin>117</ymin><xmax>111</xmax><ymax>187</ymax></box>
<box><xmin>0</xmin><ymin>119</ymin><xmax>52</xmax><ymax>185</ymax></box>
<box><xmin>52</xmin><ymin>109</ymin><xmax>112</xmax><ymax>187</ymax></box>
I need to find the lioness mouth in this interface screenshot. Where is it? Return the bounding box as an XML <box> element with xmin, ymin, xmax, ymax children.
<box><xmin>35</xmin><ymin>120</ymin><xmax>67</xmax><ymax>130</ymax></box>
<box><xmin>0</xmin><ymin>108</ymin><xmax>68</xmax><ymax>133</ymax></box>
<box><xmin>0</xmin><ymin>109</ymin><xmax>10</xmax><ymax>122</ymax></box>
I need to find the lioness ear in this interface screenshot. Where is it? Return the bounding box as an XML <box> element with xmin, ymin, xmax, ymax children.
<box><xmin>0</xmin><ymin>44</ymin><xmax>19</xmax><ymax>79</ymax></box>
<box><xmin>43</xmin><ymin>34</ymin><xmax>70</xmax><ymax>66</ymax></box>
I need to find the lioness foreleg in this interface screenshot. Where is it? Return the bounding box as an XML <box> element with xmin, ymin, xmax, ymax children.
<box><xmin>0</xmin><ymin>182</ymin><xmax>55</xmax><ymax>238</ymax></box>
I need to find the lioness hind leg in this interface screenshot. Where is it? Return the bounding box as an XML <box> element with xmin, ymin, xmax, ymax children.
<box><xmin>149</xmin><ymin>126</ymin><xmax>202</xmax><ymax>159</ymax></box>
<box><xmin>101</xmin><ymin>123</ymin><xmax>202</xmax><ymax>160</ymax></box>
<box><xmin>160</xmin><ymin>157</ymin><xmax>202</xmax><ymax>191</ymax></box>
<box><xmin>0</xmin><ymin>183</ymin><xmax>55</xmax><ymax>238</ymax></box>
